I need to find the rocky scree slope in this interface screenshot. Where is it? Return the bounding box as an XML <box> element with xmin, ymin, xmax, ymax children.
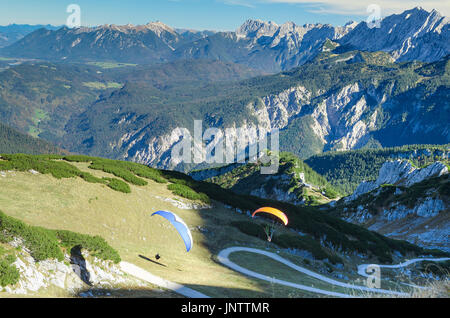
<box><xmin>330</xmin><ymin>160</ymin><xmax>449</xmax><ymax>252</ymax></box>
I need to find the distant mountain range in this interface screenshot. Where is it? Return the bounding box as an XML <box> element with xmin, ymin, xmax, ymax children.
<box><xmin>0</xmin><ymin>7</ymin><xmax>448</xmax><ymax>171</ymax></box>
<box><xmin>1</xmin><ymin>7</ymin><xmax>448</xmax><ymax>72</ymax></box>
<box><xmin>0</xmin><ymin>24</ymin><xmax>59</xmax><ymax>48</ymax></box>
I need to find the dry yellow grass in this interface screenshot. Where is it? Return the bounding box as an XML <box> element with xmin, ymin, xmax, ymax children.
<box><xmin>1</xmin><ymin>163</ymin><xmax>446</xmax><ymax>298</ymax></box>
<box><xmin>0</xmin><ymin>165</ymin><xmax>314</xmax><ymax>297</ymax></box>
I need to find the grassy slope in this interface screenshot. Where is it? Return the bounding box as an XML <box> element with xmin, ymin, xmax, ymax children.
<box><xmin>0</xmin><ymin>154</ymin><xmax>447</xmax><ymax>297</ymax></box>
<box><xmin>0</xmin><ymin>163</ymin><xmax>297</xmax><ymax>297</ymax></box>
<box><xmin>0</xmin><ymin>215</ymin><xmax>180</xmax><ymax>298</ymax></box>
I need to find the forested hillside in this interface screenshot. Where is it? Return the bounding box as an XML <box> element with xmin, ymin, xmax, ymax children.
<box><xmin>60</xmin><ymin>49</ymin><xmax>450</xmax><ymax>168</ymax></box>
<box><xmin>0</xmin><ymin>122</ymin><xmax>66</xmax><ymax>155</ymax></box>
<box><xmin>192</xmin><ymin>152</ymin><xmax>340</xmax><ymax>205</ymax></box>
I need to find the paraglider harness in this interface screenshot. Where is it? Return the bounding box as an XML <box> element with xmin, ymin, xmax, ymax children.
<box><xmin>263</xmin><ymin>223</ymin><xmax>276</xmax><ymax>242</ymax></box>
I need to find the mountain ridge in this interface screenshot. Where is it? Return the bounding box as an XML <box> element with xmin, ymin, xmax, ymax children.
<box><xmin>1</xmin><ymin>7</ymin><xmax>448</xmax><ymax>72</ymax></box>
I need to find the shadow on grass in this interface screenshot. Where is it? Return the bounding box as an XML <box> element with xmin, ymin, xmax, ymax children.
<box><xmin>75</xmin><ymin>287</ymin><xmax>184</xmax><ymax>298</ymax></box>
<box><xmin>139</xmin><ymin>254</ymin><xmax>167</xmax><ymax>267</ymax></box>
<box><xmin>75</xmin><ymin>284</ymin><xmax>275</xmax><ymax>298</ymax></box>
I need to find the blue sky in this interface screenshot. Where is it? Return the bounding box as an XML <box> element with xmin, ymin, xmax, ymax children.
<box><xmin>1</xmin><ymin>0</ymin><xmax>448</xmax><ymax>30</ymax></box>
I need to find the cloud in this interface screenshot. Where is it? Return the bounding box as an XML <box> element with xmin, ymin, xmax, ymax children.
<box><xmin>223</xmin><ymin>0</ymin><xmax>450</xmax><ymax>16</ymax></box>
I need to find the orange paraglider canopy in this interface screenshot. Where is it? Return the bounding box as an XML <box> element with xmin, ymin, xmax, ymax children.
<box><xmin>252</xmin><ymin>207</ymin><xmax>288</xmax><ymax>226</ymax></box>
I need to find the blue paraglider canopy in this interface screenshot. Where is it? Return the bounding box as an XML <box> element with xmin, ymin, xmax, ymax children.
<box><xmin>151</xmin><ymin>211</ymin><xmax>193</xmax><ymax>252</ymax></box>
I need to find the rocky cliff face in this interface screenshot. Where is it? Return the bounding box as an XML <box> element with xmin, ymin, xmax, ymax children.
<box><xmin>309</xmin><ymin>83</ymin><xmax>378</xmax><ymax>151</ymax></box>
<box><xmin>233</xmin><ymin>19</ymin><xmax>356</xmax><ymax>71</ymax></box>
<box><xmin>0</xmin><ymin>242</ymin><xmax>147</xmax><ymax>296</ymax></box>
<box><xmin>337</xmin><ymin>160</ymin><xmax>449</xmax><ymax>252</ymax></box>
<box><xmin>344</xmin><ymin>196</ymin><xmax>449</xmax><ymax>252</ymax></box>
<box><xmin>339</xmin><ymin>7</ymin><xmax>450</xmax><ymax>63</ymax></box>
<box><xmin>347</xmin><ymin>160</ymin><xmax>448</xmax><ymax>201</ymax></box>
<box><xmin>116</xmin><ymin>85</ymin><xmax>306</xmax><ymax>168</ymax></box>
<box><xmin>254</xmin><ymin>85</ymin><xmax>312</xmax><ymax>130</ymax></box>
<box><xmin>122</xmin><ymin>82</ymin><xmax>379</xmax><ymax>169</ymax></box>
<box><xmin>101</xmin><ymin>64</ymin><xmax>447</xmax><ymax>169</ymax></box>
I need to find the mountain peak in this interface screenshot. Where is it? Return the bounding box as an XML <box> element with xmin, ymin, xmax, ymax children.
<box><xmin>412</xmin><ymin>6</ymin><xmax>426</xmax><ymax>11</ymax></box>
<box><xmin>402</xmin><ymin>6</ymin><xmax>444</xmax><ymax>19</ymax></box>
<box><xmin>236</xmin><ymin>19</ymin><xmax>279</xmax><ymax>37</ymax></box>
<box><xmin>142</xmin><ymin>21</ymin><xmax>177</xmax><ymax>35</ymax></box>
<box><xmin>344</xmin><ymin>21</ymin><xmax>358</xmax><ymax>28</ymax></box>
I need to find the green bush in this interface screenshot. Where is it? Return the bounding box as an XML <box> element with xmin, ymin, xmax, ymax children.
<box><xmin>104</xmin><ymin>178</ymin><xmax>131</xmax><ymax>194</ymax></box>
<box><xmin>116</xmin><ymin>161</ymin><xmax>167</xmax><ymax>184</ymax></box>
<box><xmin>63</xmin><ymin>155</ymin><xmax>97</xmax><ymax>163</ymax></box>
<box><xmin>167</xmin><ymin>183</ymin><xmax>210</xmax><ymax>204</ymax></box>
<box><xmin>89</xmin><ymin>161</ymin><xmax>148</xmax><ymax>186</ymax></box>
<box><xmin>230</xmin><ymin>221</ymin><xmax>266</xmax><ymax>240</ymax></box>
<box><xmin>55</xmin><ymin>230</ymin><xmax>121</xmax><ymax>264</ymax></box>
<box><xmin>0</xmin><ymin>210</ymin><xmax>120</xmax><ymax>263</ymax></box>
<box><xmin>323</xmin><ymin>187</ymin><xmax>339</xmax><ymax>199</ymax></box>
<box><xmin>64</xmin><ymin>155</ymin><xmax>168</xmax><ymax>185</ymax></box>
<box><xmin>0</xmin><ymin>256</ymin><xmax>20</xmax><ymax>287</ymax></box>
<box><xmin>273</xmin><ymin>234</ymin><xmax>330</xmax><ymax>261</ymax></box>
<box><xmin>0</xmin><ymin>211</ymin><xmax>63</xmax><ymax>261</ymax></box>
<box><xmin>0</xmin><ymin>154</ymin><xmax>170</xmax><ymax>195</ymax></box>
<box><xmin>0</xmin><ymin>153</ymin><xmax>104</xmax><ymax>184</ymax></box>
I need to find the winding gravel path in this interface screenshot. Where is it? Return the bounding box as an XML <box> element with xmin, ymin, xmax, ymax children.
<box><xmin>217</xmin><ymin>247</ymin><xmax>450</xmax><ymax>298</ymax></box>
<box><xmin>357</xmin><ymin>257</ymin><xmax>450</xmax><ymax>277</ymax></box>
